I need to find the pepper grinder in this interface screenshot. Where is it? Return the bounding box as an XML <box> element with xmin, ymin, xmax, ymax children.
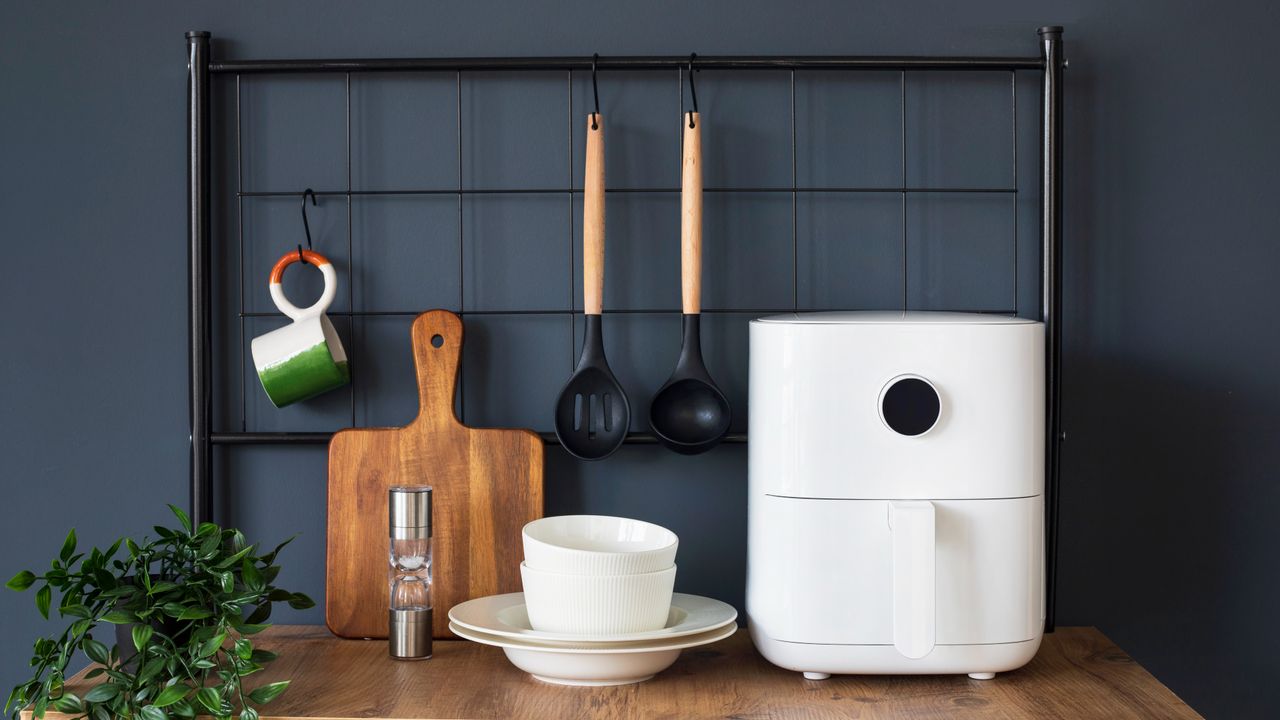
<box><xmin>389</xmin><ymin>486</ymin><xmax>432</xmax><ymax>660</ymax></box>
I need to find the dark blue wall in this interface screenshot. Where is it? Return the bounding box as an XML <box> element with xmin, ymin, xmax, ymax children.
<box><xmin>3</xmin><ymin>2</ymin><xmax>1277</xmax><ymax>718</ymax></box>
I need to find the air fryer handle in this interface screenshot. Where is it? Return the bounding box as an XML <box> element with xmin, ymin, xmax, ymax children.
<box><xmin>889</xmin><ymin>501</ymin><xmax>936</xmax><ymax>659</ymax></box>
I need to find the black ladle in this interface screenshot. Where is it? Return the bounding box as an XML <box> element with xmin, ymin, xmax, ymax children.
<box><xmin>554</xmin><ymin>114</ymin><xmax>631</xmax><ymax>460</ymax></box>
<box><xmin>649</xmin><ymin>112</ymin><xmax>731</xmax><ymax>455</ymax></box>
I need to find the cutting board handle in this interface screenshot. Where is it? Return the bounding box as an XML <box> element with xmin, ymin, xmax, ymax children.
<box><xmin>410</xmin><ymin>310</ymin><xmax>464</xmax><ymax>428</ymax></box>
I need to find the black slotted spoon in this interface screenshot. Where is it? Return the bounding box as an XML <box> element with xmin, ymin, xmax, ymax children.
<box><xmin>554</xmin><ymin>114</ymin><xmax>631</xmax><ymax>460</ymax></box>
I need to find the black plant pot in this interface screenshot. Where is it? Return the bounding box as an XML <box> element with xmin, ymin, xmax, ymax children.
<box><xmin>114</xmin><ymin>617</ymin><xmax>188</xmax><ymax>665</ymax></box>
<box><xmin>112</xmin><ymin>576</ymin><xmax>190</xmax><ymax>665</ymax></box>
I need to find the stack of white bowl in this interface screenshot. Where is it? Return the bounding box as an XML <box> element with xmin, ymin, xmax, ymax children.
<box><xmin>448</xmin><ymin>514</ymin><xmax>738</xmax><ymax>686</ymax></box>
<box><xmin>521</xmin><ymin>515</ymin><xmax>678</xmax><ymax>635</ymax></box>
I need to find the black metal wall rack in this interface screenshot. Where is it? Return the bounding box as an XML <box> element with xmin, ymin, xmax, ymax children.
<box><xmin>186</xmin><ymin>28</ymin><xmax>1065</xmax><ymax>626</ymax></box>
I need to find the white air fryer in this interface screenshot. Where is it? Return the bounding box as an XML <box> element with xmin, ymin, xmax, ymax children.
<box><xmin>746</xmin><ymin>311</ymin><xmax>1044</xmax><ymax>680</ymax></box>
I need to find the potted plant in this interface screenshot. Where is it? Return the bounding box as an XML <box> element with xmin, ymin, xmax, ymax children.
<box><xmin>5</xmin><ymin>505</ymin><xmax>314</xmax><ymax>720</ymax></box>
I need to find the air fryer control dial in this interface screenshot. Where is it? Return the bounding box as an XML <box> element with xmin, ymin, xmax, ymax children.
<box><xmin>880</xmin><ymin>376</ymin><xmax>941</xmax><ymax>436</ymax></box>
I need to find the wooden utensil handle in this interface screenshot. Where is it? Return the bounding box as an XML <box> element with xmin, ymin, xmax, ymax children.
<box><xmin>410</xmin><ymin>310</ymin><xmax>463</xmax><ymax>427</ymax></box>
<box><xmin>682</xmin><ymin>112</ymin><xmax>702</xmax><ymax>315</ymax></box>
<box><xmin>584</xmin><ymin>115</ymin><xmax>605</xmax><ymax>316</ymax></box>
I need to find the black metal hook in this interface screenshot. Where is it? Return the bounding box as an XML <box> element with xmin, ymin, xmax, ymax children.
<box><xmin>591</xmin><ymin>53</ymin><xmax>600</xmax><ymax>130</ymax></box>
<box><xmin>299</xmin><ymin>188</ymin><xmax>317</xmax><ymax>264</ymax></box>
<box><xmin>687</xmin><ymin>53</ymin><xmax>699</xmax><ymax>128</ymax></box>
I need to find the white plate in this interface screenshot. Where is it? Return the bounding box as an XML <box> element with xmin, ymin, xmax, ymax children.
<box><xmin>449</xmin><ymin>621</ymin><xmax>737</xmax><ymax>686</ymax></box>
<box><xmin>449</xmin><ymin>592</ymin><xmax>737</xmax><ymax>643</ymax></box>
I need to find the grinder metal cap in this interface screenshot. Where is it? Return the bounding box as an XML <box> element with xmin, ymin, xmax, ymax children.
<box><xmin>389</xmin><ymin>608</ymin><xmax>432</xmax><ymax>660</ymax></box>
<box><xmin>389</xmin><ymin>486</ymin><xmax>432</xmax><ymax>540</ymax></box>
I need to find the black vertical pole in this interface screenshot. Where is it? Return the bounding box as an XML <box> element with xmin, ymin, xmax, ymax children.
<box><xmin>188</xmin><ymin>31</ymin><xmax>213</xmax><ymax>525</ymax></box>
<box><xmin>1039</xmin><ymin>25</ymin><xmax>1064</xmax><ymax>633</ymax></box>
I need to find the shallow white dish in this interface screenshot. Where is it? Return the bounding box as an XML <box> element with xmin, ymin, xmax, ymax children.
<box><xmin>523</xmin><ymin>515</ymin><xmax>678</xmax><ymax>575</ymax></box>
<box><xmin>449</xmin><ymin>619</ymin><xmax>736</xmax><ymax>686</ymax></box>
<box><xmin>521</xmin><ymin>562</ymin><xmax>676</xmax><ymax>634</ymax></box>
<box><xmin>449</xmin><ymin>592</ymin><xmax>737</xmax><ymax>643</ymax></box>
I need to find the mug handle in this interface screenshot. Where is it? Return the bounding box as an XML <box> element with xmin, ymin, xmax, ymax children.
<box><xmin>268</xmin><ymin>249</ymin><xmax>337</xmax><ymax>321</ymax></box>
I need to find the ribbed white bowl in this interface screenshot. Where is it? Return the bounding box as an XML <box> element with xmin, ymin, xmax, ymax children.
<box><xmin>521</xmin><ymin>562</ymin><xmax>676</xmax><ymax>635</ymax></box>
<box><xmin>522</xmin><ymin>515</ymin><xmax>678</xmax><ymax>575</ymax></box>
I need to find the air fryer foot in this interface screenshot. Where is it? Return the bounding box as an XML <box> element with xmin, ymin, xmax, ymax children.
<box><xmin>803</xmin><ymin>672</ymin><xmax>830</xmax><ymax>681</ymax></box>
<box><xmin>968</xmin><ymin>672</ymin><xmax>996</xmax><ymax>680</ymax></box>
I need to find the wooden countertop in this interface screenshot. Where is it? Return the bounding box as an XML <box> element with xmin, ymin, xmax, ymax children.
<box><xmin>31</xmin><ymin>626</ymin><xmax>1199</xmax><ymax>719</ymax></box>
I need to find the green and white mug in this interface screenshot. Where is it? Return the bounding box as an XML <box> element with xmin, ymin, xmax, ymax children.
<box><xmin>250</xmin><ymin>249</ymin><xmax>350</xmax><ymax>408</ymax></box>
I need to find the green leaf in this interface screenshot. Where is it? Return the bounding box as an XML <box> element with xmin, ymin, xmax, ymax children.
<box><xmin>241</xmin><ymin>559</ymin><xmax>264</xmax><ymax>593</ymax></box>
<box><xmin>219</xmin><ymin>571</ymin><xmax>235</xmax><ymax>594</ymax></box>
<box><xmin>247</xmin><ymin>681</ymin><xmax>289</xmax><ymax>705</ymax></box>
<box><xmin>93</xmin><ymin>569</ymin><xmax>117</xmax><ymax>590</ymax></box>
<box><xmin>149</xmin><ymin>581</ymin><xmax>180</xmax><ymax>595</ymax></box>
<box><xmin>52</xmin><ymin>692</ymin><xmax>83</xmax><ymax>714</ymax></box>
<box><xmin>249</xmin><ymin>648</ymin><xmax>277</xmax><ymax>664</ymax></box>
<box><xmin>262</xmin><ymin>565</ymin><xmax>281</xmax><ymax>584</ymax></box>
<box><xmin>240</xmin><ymin>707</ymin><xmax>259</xmax><ymax>720</ymax></box>
<box><xmin>153</xmin><ymin>684</ymin><xmax>188</xmax><ymax>708</ymax></box>
<box><xmin>260</xmin><ymin>536</ymin><xmax>295</xmax><ymax>565</ymax></box>
<box><xmin>195</xmin><ymin>687</ymin><xmax>221</xmax><ymax>715</ymax></box>
<box><xmin>176</xmin><ymin>606</ymin><xmax>212</xmax><ymax>621</ymax></box>
<box><xmin>243</xmin><ymin>602</ymin><xmax>271</xmax><ymax>625</ymax></box>
<box><xmin>7</xmin><ymin>569</ymin><xmax>36</xmax><ymax>591</ymax></box>
<box><xmin>170</xmin><ymin>699</ymin><xmax>195</xmax><ymax>718</ymax></box>
<box><xmin>126</xmin><ymin>538</ymin><xmax>142</xmax><ymax>558</ymax></box>
<box><xmin>100</xmin><ymin>609</ymin><xmax>136</xmax><ymax>624</ymax></box>
<box><xmin>132</xmin><ymin>624</ymin><xmax>154</xmax><ymax>651</ymax></box>
<box><xmin>82</xmin><ymin>638</ymin><xmax>110</xmax><ymax>665</ymax></box>
<box><xmin>168</xmin><ymin>504</ymin><xmax>193</xmax><ymax>533</ymax></box>
<box><xmin>213</xmin><ymin>545</ymin><xmax>254</xmax><ymax>570</ymax></box>
<box><xmin>234</xmin><ymin>638</ymin><xmax>252</xmax><ymax>660</ymax></box>
<box><xmin>83</xmin><ymin>683</ymin><xmax>121</xmax><ymax>703</ymax></box>
<box><xmin>35</xmin><ymin>585</ymin><xmax>51</xmax><ymax>619</ymax></box>
<box><xmin>92</xmin><ymin>703</ymin><xmax>110</xmax><ymax>720</ymax></box>
<box><xmin>140</xmin><ymin>705</ymin><xmax>166</xmax><ymax>720</ymax></box>
<box><xmin>287</xmin><ymin>592</ymin><xmax>316</xmax><ymax>610</ymax></box>
<box><xmin>60</xmin><ymin>603</ymin><xmax>91</xmax><ymax>619</ymax></box>
<box><xmin>234</xmin><ymin>622</ymin><xmax>269</xmax><ymax>636</ymax></box>
<box><xmin>198</xmin><ymin>632</ymin><xmax>226</xmax><ymax>658</ymax></box>
<box><xmin>100</xmin><ymin>585</ymin><xmax>137</xmax><ymax>599</ymax></box>
<box><xmin>198</xmin><ymin>532</ymin><xmax>221</xmax><ymax>559</ymax></box>
<box><xmin>60</xmin><ymin>529</ymin><xmax>77</xmax><ymax>563</ymax></box>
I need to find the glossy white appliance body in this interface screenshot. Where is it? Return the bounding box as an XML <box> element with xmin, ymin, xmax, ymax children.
<box><xmin>746</xmin><ymin>312</ymin><xmax>1045</xmax><ymax>678</ymax></box>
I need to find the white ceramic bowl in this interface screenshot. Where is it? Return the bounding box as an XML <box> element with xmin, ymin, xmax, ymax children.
<box><xmin>448</xmin><ymin>620</ymin><xmax>737</xmax><ymax>686</ymax></box>
<box><xmin>520</xmin><ymin>562</ymin><xmax>676</xmax><ymax>635</ymax></box>
<box><xmin>522</xmin><ymin>515</ymin><xmax>678</xmax><ymax>575</ymax></box>
<box><xmin>504</xmin><ymin>646</ymin><xmax>679</xmax><ymax>686</ymax></box>
<box><xmin>448</xmin><ymin>591</ymin><xmax>738</xmax><ymax>643</ymax></box>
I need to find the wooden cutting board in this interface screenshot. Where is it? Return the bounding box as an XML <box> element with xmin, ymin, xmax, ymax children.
<box><xmin>326</xmin><ymin>310</ymin><xmax>543</xmax><ymax>639</ymax></box>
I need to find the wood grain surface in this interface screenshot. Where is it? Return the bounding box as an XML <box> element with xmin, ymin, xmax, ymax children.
<box><xmin>326</xmin><ymin>310</ymin><xmax>543</xmax><ymax>639</ymax></box>
<box><xmin>31</xmin><ymin>626</ymin><xmax>1199</xmax><ymax>719</ymax></box>
<box><xmin>583</xmin><ymin>114</ymin><xmax>605</xmax><ymax>316</ymax></box>
<box><xmin>681</xmin><ymin>111</ymin><xmax>702</xmax><ymax>315</ymax></box>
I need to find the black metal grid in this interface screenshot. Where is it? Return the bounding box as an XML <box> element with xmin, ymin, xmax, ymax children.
<box><xmin>187</xmin><ymin>30</ymin><xmax>1065</xmax><ymax>626</ymax></box>
<box><xmin>225</xmin><ymin>66</ymin><xmax>1024</xmax><ymax>440</ymax></box>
